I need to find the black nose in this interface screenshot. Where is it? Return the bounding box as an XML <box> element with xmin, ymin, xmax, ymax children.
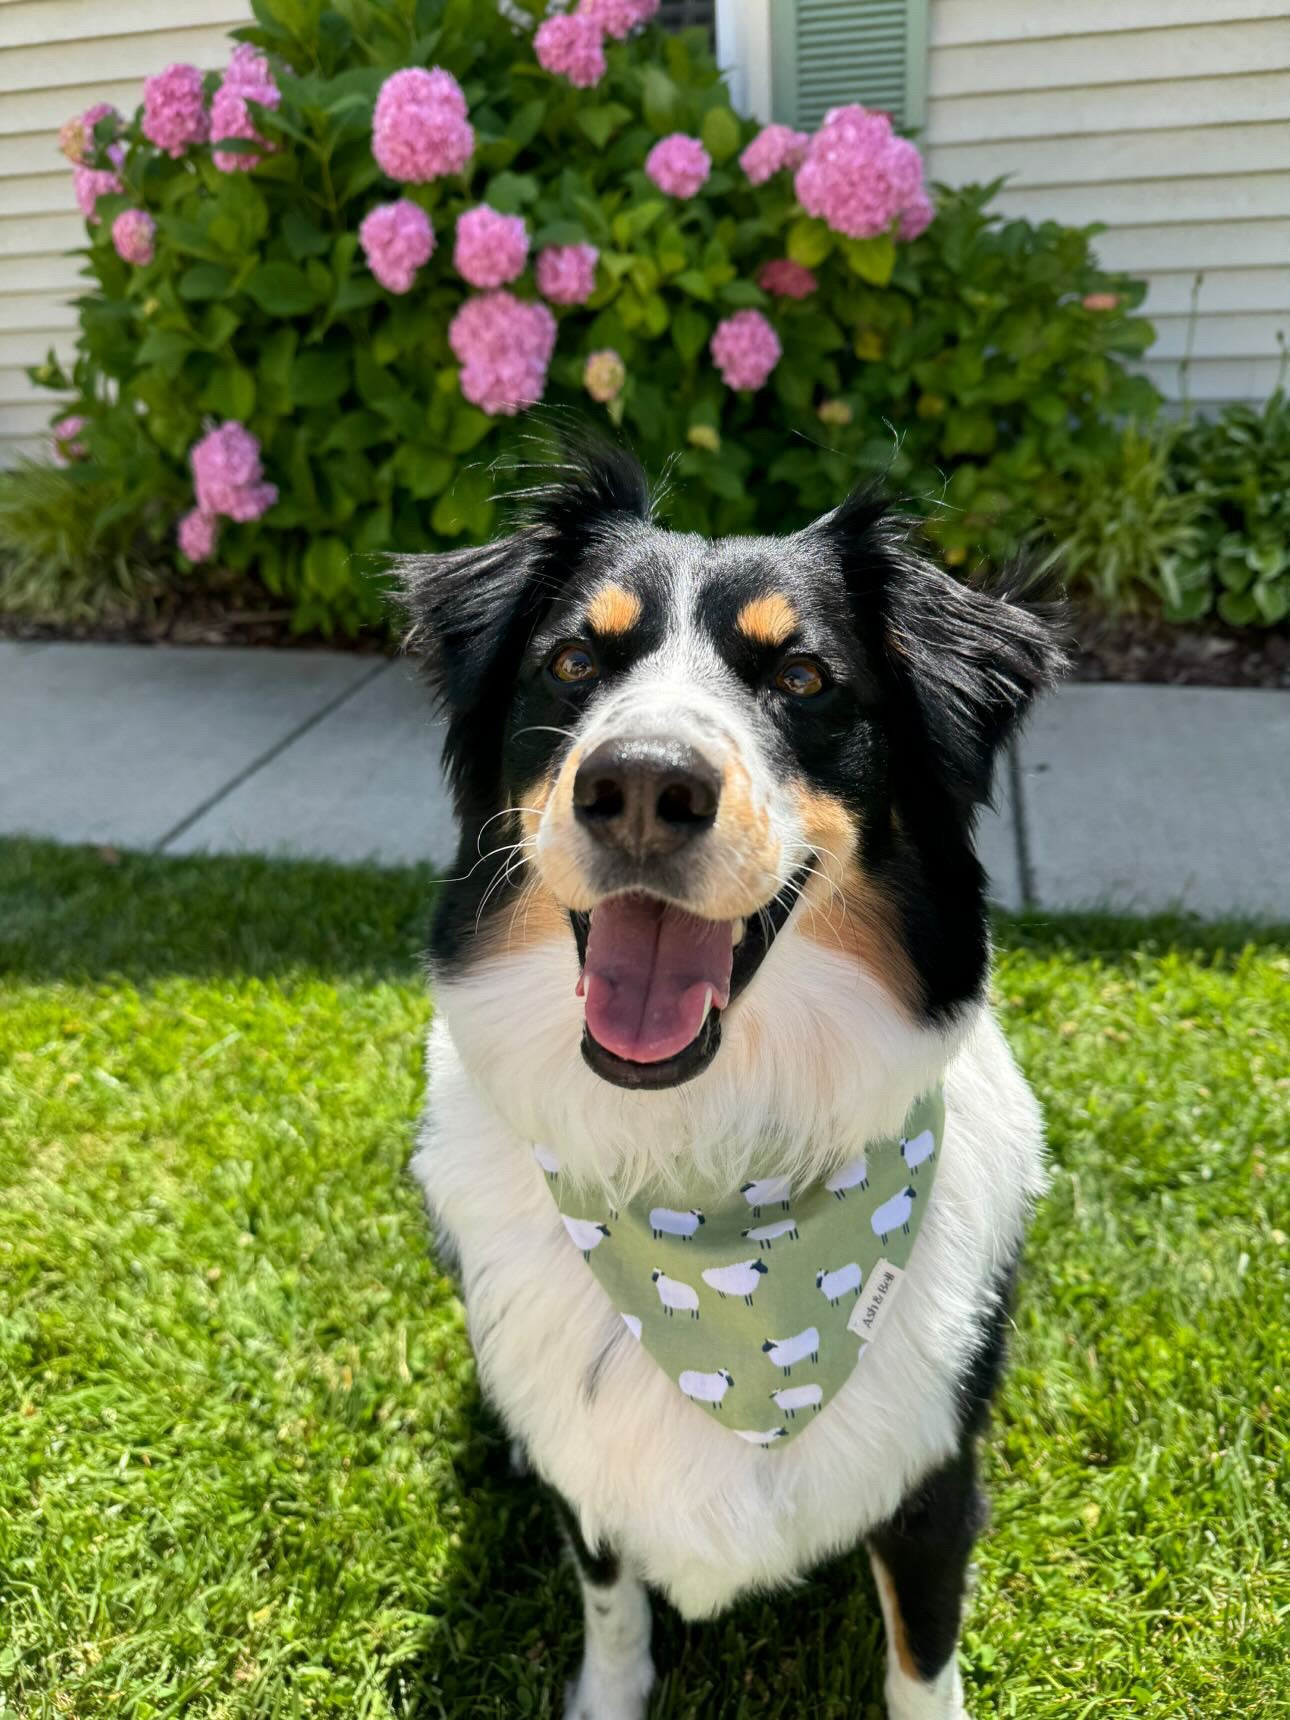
<box><xmin>573</xmin><ymin>739</ymin><xmax>720</xmax><ymax>859</ymax></box>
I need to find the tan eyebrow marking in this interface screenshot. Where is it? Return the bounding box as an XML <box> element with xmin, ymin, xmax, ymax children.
<box><xmin>736</xmin><ymin>592</ymin><xmax>798</xmax><ymax>648</ymax></box>
<box><xmin>585</xmin><ymin>583</ymin><xmax>642</xmax><ymax>636</ymax></box>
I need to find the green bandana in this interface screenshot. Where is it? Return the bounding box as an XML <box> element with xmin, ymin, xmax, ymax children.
<box><xmin>539</xmin><ymin>1088</ymin><xmax>944</xmax><ymax>1448</ymax></box>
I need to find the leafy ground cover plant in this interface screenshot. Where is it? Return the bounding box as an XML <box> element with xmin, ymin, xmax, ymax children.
<box><xmin>21</xmin><ymin>0</ymin><xmax>1156</xmax><ymax>632</ymax></box>
<box><xmin>1168</xmin><ymin>388</ymin><xmax>1290</xmax><ymax>626</ymax></box>
<box><xmin>1043</xmin><ymin>390</ymin><xmax>1290</xmax><ymax>628</ymax></box>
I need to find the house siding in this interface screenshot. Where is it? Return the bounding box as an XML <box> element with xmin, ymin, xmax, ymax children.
<box><xmin>924</xmin><ymin>1</ymin><xmax>1290</xmax><ymax>404</ymax></box>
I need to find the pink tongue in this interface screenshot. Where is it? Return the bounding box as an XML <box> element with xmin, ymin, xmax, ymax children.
<box><xmin>580</xmin><ymin>895</ymin><xmax>734</xmax><ymax>1064</ymax></box>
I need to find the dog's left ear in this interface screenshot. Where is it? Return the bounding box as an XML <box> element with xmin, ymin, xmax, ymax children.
<box><xmin>813</xmin><ymin>493</ymin><xmax>1069</xmax><ymax>810</ymax></box>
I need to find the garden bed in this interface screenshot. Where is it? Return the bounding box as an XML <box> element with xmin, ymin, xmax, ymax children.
<box><xmin>5</xmin><ymin>598</ymin><xmax>1288</xmax><ymax>687</ymax></box>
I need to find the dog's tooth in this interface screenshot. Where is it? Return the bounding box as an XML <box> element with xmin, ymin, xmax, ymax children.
<box><xmin>731</xmin><ymin>918</ymin><xmax>745</xmax><ymax>947</ymax></box>
<box><xmin>700</xmin><ymin>986</ymin><xmax>714</xmax><ymax>1024</ymax></box>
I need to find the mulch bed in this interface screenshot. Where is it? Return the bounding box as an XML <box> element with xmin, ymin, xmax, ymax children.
<box><xmin>1071</xmin><ymin>613</ymin><xmax>1290</xmax><ymax>690</ymax></box>
<box><xmin>4</xmin><ymin>604</ymin><xmax>1289</xmax><ymax>688</ymax></box>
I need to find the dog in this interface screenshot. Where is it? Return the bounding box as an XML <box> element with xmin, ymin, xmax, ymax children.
<box><xmin>400</xmin><ymin>442</ymin><xmax>1064</xmax><ymax>1719</ymax></box>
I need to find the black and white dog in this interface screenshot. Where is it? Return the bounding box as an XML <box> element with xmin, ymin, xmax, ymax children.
<box><xmin>401</xmin><ymin>443</ymin><xmax>1064</xmax><ymax>1719</ymax></box>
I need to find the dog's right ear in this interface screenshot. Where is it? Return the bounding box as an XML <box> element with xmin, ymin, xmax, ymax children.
<box><xmin>396</xmin><ymin>438</ymin><xmax>652</xmax><ymax>815</ymax></box>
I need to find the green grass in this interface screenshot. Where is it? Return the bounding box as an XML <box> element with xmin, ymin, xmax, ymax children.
<box><xmin>1</xmin><ymin>839</ymin><xmax>1286</xmax><ymax>1719</ymax></box>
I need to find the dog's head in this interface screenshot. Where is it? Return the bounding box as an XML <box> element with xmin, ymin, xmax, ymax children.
<box><xmin>402</xmin><ymin>442</ymin><xmax>1064</xmax><ymax>1101</ymax></box>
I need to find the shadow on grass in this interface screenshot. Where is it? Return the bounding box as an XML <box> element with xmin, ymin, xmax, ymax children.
<box><xmin>394</xmin><ymin>1376</ymin><xmax>889</xmax><ymax>1719</ymax></box>
<box><xmin>0</xmin><ymin>838</ymin><xmax>438</xmax><ymax>983</ymax></box>
<box><xmin>3</xmin><ymin>838</ymin><xmax>1286</xmax><ymax>990</ymax></box>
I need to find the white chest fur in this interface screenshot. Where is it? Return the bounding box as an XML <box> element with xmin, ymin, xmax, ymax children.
<box><xmin>412</xmin><ymin>940</ymin><xmax>1044</xmax><ymax>1621</ymax></box>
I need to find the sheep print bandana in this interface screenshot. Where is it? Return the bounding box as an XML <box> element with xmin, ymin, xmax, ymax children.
<box><xmin>538</xmin><ymin>1088</ymin><xmax>944</xmax><ymax>1448</ymax></box>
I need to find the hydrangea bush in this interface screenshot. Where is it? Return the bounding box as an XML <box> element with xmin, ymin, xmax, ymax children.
<box><xmin>31</xmin><ymin>0</ymin><xmax>1157</xmax><ymax>632</ymax></box>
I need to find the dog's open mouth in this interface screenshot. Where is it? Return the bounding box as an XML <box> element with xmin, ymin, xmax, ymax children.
<box><xmin>569</xmin><ymin>873</ymin><xmax>806</xmax><ymax>1090</ymax></box>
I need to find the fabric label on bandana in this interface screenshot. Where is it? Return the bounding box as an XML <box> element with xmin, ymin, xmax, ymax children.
<box><xmin>537</xmin><ymin>1088</ymin><xmax>944</xmax><ymax>1448</ymax></box>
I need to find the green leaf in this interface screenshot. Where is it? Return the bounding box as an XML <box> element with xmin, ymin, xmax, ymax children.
<box><xmin>393</xmin><ymin>445</ymin><xmax>455</xmax><ymax>498</ymax></box>
<box><xmin>445</xmin><ymin>406</ymin><xmax>494</xmax><ymax>454</ymax></box>
<box><xmin>672</xmin><ymin>305</ymin><xmax>709</xmax><ymax>364</ymax></box>
<box><xmin>718</xmin><ymin>281</ymin><xmax>767</xmax><ymax>309</ymax></box>
<box><xmin>178</xmin><ymin>264</ymin><xmax>234</xmax><ymax>301</ymax></box>
<box><xmin>786</xmin><ymin>218</ymin><xmax>832</xmax><ymax>269</ymax></box>
<box><xmin>290</xmin><ymin>349</ymin><xmax>351</xmax><ymax>406</ymax></box>
<box><xmin>509</xmin><ymin>98</ymin><xmax>547</xmax><ymax>150</ymax></box>
<box><xmin>674</xmin><ymin>270</ymin><xmax>713</xmax><ymax>302</ymax></box>
<box><xmin>136</xmin><ymin>329</ymin><xmax>194</xmax><ymax>367</ymax></box>
<box><xmin>532</xmin><ymin>220</ymin><xmax>589</xmax><ymax>248</ymax></box>
<box><xmin>159</xmin><ymin>218</ymin><xmax>224</xmax><ymax>262</ymax></box>
<box><xmin>282</xmin><ymin>210</ymin><xmax>331</xmax><ymax>261</ymax></box>
<box><xmin>333</xmin><ymin>275</ymin><xmax>384</xmax><ymax>314</ymax></box>
<box><xmin>485</xmin><ymin>172</ymin><xmax>540</xmax><ymax>213</ymax></box>
<box><xmin>839</xmin><ymin>235</ymin><xmax>895</xmax><ymax>286</ymax></box>
<box><xmin>320</xmin><ymin>410</ymin><xmax>386</xmax><ymax>454</ymax></box>
<box><xmin>200</xmin><ymin>364</ymin><xmax>256</xmax><ymax>420</ymax></box>
<box><xmin>642</xmin><ymin>67</ymin><xmax>677</xmax><ymax>132</ymax></box>
<box><xmin>577</xmin><ymin>103</ymin><xmax>632</xmax><ymax>151</ymax></box>
<box><xmin>700</xmin><ymin>106</ymin><xmax>741</xmax><ymax>165</ymax></box>
<box><xmin>244</xmin><ymin>263</ymin><xmax>322</xmax><ymax>316</ymax></box>
<box><xmin>303</xmin><ymin>535</ymin><xmax>351</xmax><ymax>598</ymax></box>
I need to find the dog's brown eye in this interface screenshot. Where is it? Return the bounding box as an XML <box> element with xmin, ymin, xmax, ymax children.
<box><xmin>774</xmin><ymin>656</ymin><xmax>827</xmax><ymax>698</ymax></box>
<box><xmin>550</xmin><ymin>643</ymin><xmax>599</xmax><ymax>685</ymax></box>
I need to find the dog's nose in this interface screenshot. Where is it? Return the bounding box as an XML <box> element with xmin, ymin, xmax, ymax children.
<box><xmin>573</xmin><ymin>739</ymin><xmax>720</xmax><ymax>859</ymax></box>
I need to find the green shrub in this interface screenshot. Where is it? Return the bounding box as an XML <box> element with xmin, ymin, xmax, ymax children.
<box><xmin>1038</xmin><ymin>420</ymin><xmax>1209</xmax><ymax>619</ymax></box>
<box><xmin>1044</xmin><ymin>392</ymin><xmax>1290</xmax><ymax>628</ymax></box>
<box><xmin>1168</xmin><ymin>389</ymin><xmax>1290</xmax><ymax>626</ymax></box>
<box><xmin>0</xmin><ymin>432</ymin><xmax>171</xmax><ymax>621</ymax></box>
<box><xmin>24</xmin><ymin>0</ymin><xmax>1157</xmax><ymax>634</ymax></box>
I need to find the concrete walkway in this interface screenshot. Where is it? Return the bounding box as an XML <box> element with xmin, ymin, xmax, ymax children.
<box><xmin>2</xmin><ymin>640</ymin><xmax>1287</xmax><ymax>920</ymax></box>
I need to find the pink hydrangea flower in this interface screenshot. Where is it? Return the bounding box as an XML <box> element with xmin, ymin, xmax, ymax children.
<box><xmin>645</xmin><ymin>133</ymin><xmax>711</xmax><ymax>199</ymax></box>
<box><xmin>372</xmin><ymin>67</ymin><xmax>473</xmax><ymax>182</ymax></box>
<box><xmin>739</xmin><ymin>123</ymin><xmax>809</xmax><ymax>187</ymax></box>
<box><xmin>210</xmin><ymin>44</ymin><xmax>280</xmax><ymax>173</ymax></box>
<box><xmin>584</xmin><ymin>349</ymin><xmax>625</xmax><ymax>404</ymax></box>
<box><xmin>178</xmin><ymin>509</ymin><xmax>217</xmax><ymax>563</ymax></box>
<box><xmin>52</xmin><ymin>415</ymin><xmax>89</xmax><ymax>464</ymax></box>
<box><xmin>1082</xmin><ymin>291</ymin><xmax>1121</xmax><ymax>311</ymax></box>
<box><xmin>448</xmin><ymin>292</ymin><xmax>557</xmax><ymax>416</ymax></box>
<box><xmin>73</xmin><ymin>146</ymin><xmax>125</xmax><ymax>222</ymax></box>
<box><xmin>111</xmin><ymin>209</ymin><xmax>155</xmax><ymax>266</ymax></box>
<box><xmin>534</xmin><ymin>14</ymin><xmax>606</xmax><ymax>89</ymax></box>
<box><xmin>757</xmin><ymin>258</ymin><xmax>817</xmax><ymax>300</ymax></box>
<box><xmin>191</xmin><ymin>422</ymin><xmax>278</xmax><ymax>522</ymax></box>
<box><xmin>359</xmin><ymin>199</ymin><xmax>435</xmax><ymax>294</ymax></box>
<box><xmin>59</xmin><ymin>103</ymin><xmax>119</xmax><ymax>165</ymax></box>
<box><xmin>577</xmin><ymin>0</ymin><xmax>659</xmax><ymax>38</ymax></box>
<box><xmin>536</xmin><ymin>243</ymin><xmax>599</xmax><ymax>306</ymax></box>
<box><xmin>710</xmin><ymin>310</ymin><xmax>781</xmax><ymax>391</ymax></box>
<box><xmin>899</xmin><ymin>188</ymin><xmax>934</xmax><ymax>241</ymax></box>
<box><xmin>794</xmin><ymin>105</ymin><xmax>930</xmax><ymax>240</ymax></box>
<box><xmin>454</xmin><ymin>205</ymin><xmax>529</xmax><ymax>289</ymax></box>
<box><xmin>142</xmin><ymin>63</ymin><xmax>209</xmax><ymax>158</ymax></box>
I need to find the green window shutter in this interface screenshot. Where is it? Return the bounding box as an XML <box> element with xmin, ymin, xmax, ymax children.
<box><xmin>770</xmin><ymin>0</ymin><xmax>929</xmax><ymax>132</ymax></box>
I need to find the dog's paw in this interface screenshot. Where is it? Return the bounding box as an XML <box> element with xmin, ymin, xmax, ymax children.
<box><xmin>563</xmin><ymin>1657</ymin><xmax>654</xmax><ymax>1720</ymax></box>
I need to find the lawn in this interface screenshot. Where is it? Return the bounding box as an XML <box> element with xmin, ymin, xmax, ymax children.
<box><xmin>1</xmin><ymin>838</ymin><xmax>1286</xmax><ymax>1719</ymax></box>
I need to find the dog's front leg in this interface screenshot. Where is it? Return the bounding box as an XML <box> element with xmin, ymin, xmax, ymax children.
<box><xmin>866</xmin><ymin>1444</ymin><xmax>981</xmax><ymax>1720</ymax></box>
<box><xmin>551</xmin><ymin>1490</ymin><xmax>654</xmax><ymax>1720</ymax></box>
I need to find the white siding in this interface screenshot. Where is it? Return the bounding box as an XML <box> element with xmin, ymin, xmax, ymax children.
<box><xmin>0</xmin><ymin>0</ymin><xmax>244</xmax><ymax>460</ymax></box>
<box><xmin>925</xmin><ymin>2</ymin><xmax>1290</xmax><ymax>404</ymax></box>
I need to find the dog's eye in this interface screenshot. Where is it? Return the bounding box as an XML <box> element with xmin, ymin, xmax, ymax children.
<box><xmin>774</xmin><ymin>656</ymin><xmax>828</xmax><ymax>698</ymax></box>
<box><xmin>549</xmin><ymin>643</ymin><xmax>600</xmax><ymax>685</ymax></box>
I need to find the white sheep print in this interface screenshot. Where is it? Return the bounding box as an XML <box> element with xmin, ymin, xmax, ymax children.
<box><xmin>539</xmin><ymin>1088</ymin><xmax>944</xmax><ymax>1447</ymax></box>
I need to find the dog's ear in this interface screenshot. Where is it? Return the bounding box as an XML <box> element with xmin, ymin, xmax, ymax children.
<box><xmin>812</xmin><ymin>491</ymin><xmax>1068</xmax><ymax>811</ymax></box>
<box><xmin>396</xmin><ymin>438</ymin><xmax>652</xmax><ymax>814</ymax></box>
